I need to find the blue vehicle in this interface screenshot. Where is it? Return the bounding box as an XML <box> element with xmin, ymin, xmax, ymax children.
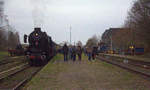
<box><xmin>98</xmin><ymin>45</ymin><xmax>108</xmax><ymax>53</ymax></box>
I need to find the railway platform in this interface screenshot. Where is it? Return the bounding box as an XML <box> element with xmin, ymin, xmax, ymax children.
<box><xmin>24</xmin><ymin>54</ymin><xmax>150</xmax><ymax>90</ymax></box>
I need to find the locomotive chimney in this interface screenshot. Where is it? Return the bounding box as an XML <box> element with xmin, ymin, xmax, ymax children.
<box><xmin>34</xmin><ymin>27</ymin><xmax>41</xmax><ymax>31</ymax></box>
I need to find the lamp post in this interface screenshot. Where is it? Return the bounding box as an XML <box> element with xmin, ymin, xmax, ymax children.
<box><xmin>143</xmin><ymin>1</ymin><xmax>150</xmax><ymax>15</ymax></box>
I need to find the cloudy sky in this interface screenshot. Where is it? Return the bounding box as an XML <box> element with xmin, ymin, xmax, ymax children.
<box><xmin>4</xmin><ymin>0</ymin><xmax>134</xmax><ymax>45</ymax></box>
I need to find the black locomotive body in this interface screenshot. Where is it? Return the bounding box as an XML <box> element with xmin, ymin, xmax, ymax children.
<box><xmin>24</xmin><ymin>27</ymin><xmax>55</xmax><ymax>66</ymax></box>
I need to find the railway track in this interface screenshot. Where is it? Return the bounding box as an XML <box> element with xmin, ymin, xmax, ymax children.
<box><xmin>0</xmin><ymin>64</ymin><xmax>43</xmax><ymax>90</ymax></box>
<box><xmin>100</xmin><ymin>54</ymin><xmax>150</xmax><ymax>69</ymax></box>
<box><xmin>0</xmin><ymin>60</ymin><xmax>27</xmax><ymax>72</ymax></box>
<box><xmin>100</xmin><ymin>54</ymin><xmax>150</xmax><ymax>68</ymax></box>
<box><xmin>96</xmin><ymin>56</ymin><xmax>150</xmax><ymax>79</ymax></box>
<box><xmin>0</xmin><ymin>55</ymin><xmax>56</xmax><ymax>89</ymax></box>
<box><xmin>12</xmin><ymin>67</ymin><xmax>43</xmax><ymax>90</ymax></box>
<box><xmin>0</xmin><ymin>56</ymin><xmax>25</xmax><ymax>66</ymax></box>
<box><xmin>0</xmin><ymin>63</ymin><xmax>29</xmax><ymax>80</ymax></box>
<box><xmin>0</xmin><ymin>56</ymin><xmax>43</xmax><ymax>90</ymax></box>
<box><xmin>0</xmin><ymin>56</ymin><xmax>27</xmax><ymax>73</ymax></box>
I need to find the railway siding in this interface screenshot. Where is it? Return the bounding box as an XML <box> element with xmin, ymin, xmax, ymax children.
<box><xmin>98</xmin><ymin>54</ymin><xmax>150</xmax><ymax>73</ymax></box>
<box><xmin>100</xmin><ymin>53</ymin><xmax>150</xmax><ymax>62</ymax></box>
<box><xmin>97</xmin><ymin>56</ymin><xmax>150</xmax><ymax>78</ymax></box>
<box><xmin>24</xmin><ymin>54</ymin><xmax>150</xmax><ymax>90</ymax></box>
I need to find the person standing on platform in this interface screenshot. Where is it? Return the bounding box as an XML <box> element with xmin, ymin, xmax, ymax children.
<box><xmin>87</xmin><ymin>47</ymin><xmax>92</xmax><ymax>61</ymax></box>
<box><xmin>72</xmin><ymin>46</ymin><xmax>76</xmax><ymax>62</ymax></box>
<box><xmin>62</xmin><ymin>44</ymin><xmax>69</xmax><ymax>62</ymax></box>
<box><xmin>69</xmin><ymin>46</ymin><xmax>73</xmax><ymax>60</ymax></box>
<box><xmin>77</xmin><ymin>46</ymin><xmax>82</xmax><ymax>61</ymax></box>
<box><xmin>92</xmin><ymin>47</ymin><xmax>97</xmax><ymax>60</ymax></box>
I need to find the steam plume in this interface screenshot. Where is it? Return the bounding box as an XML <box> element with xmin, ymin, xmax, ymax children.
<box><xmin>30</xmin><ymin>0</ymin><xmax>46</xmax><ymax>28</ymax></box>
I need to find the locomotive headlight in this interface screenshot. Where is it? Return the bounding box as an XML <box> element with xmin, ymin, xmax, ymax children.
<box><xmin>35</xmin><ymin>33</ymin><xmax>38</xmax><ymax>36</ymax></box>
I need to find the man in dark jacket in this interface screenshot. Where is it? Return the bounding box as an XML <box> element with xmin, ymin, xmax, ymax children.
<box><xmin>77</xmin><ymin>46</ymin><xmax>82</xmax><ymax>61</ymax></box>
<box><xmin>92</xmin><ymin>47</ymin><xmax>98</xmax><ymax>60</ymax></box>
<box><xmin>62</xmin><ymin>44</ymin><xmax>69</xmax><ymax>62</ymax></box>
<box><xmin>72</xmin><ymin>46</ymin><xmax>76</xmax><ymax>62</ymax></box>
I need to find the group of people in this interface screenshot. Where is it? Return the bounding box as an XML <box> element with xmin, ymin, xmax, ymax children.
<box><xmin>62</xmin><ymin>44</ymin><xmax>82</xmax><ymax>62</ymax></box>
<box><xmin>85</xmin><ymin>46</ymin><xmax>97</xmax><ymax>61</ymax></box>
<box><xmin>61</xmin><ymin>44</ymin><xmax>98</xmax><ymax>62</ymax></box>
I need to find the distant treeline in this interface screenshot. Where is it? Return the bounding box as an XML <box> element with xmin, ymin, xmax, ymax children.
<box><xmin>0</xmin><ymin>26</ymin><xmax>20</xmax><ymax>51</ymax></box>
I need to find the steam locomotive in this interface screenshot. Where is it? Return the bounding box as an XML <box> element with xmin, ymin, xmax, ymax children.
<box><xmin>24</xmin><ymin>27</ymin><xmax>56</xmax><ymax>66</ymax></box>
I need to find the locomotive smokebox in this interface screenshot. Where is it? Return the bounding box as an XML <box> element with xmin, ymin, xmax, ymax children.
<box><xmin>34</xmin><ymin>27</ymin><xmax>41</xmax><ymax>32</ymax></box>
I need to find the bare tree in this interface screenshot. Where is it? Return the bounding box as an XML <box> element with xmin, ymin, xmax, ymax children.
<box><xmin>0</xmin><ymin>28</ymin><xmax>7</xmax><ymax>50</ymax></box>
<box><xmin>124</xmin><ymin>0</ymin><xmax>150</xmax><ymax>52</ymax></box>
<box><xmin>76</xmin><ymin>41</ymin><xmax>82</xmax><ymax>47</ymax></box>
<box><xmin>86</xmin><ymin>35</ymin><xmax>99</xmax><ymax>47</ymax></box>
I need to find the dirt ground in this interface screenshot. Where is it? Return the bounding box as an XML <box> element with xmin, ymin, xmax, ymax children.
<box><xmin>24</xmin><ymin>55</ymin><xmax>150</xmax><ymax>90</ymax></box>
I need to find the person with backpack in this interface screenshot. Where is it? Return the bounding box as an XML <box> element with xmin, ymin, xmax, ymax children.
<box><xmin>62</xmin><ymin>44</ymin><xmax>69</xmax><ymax>62</ymax></box>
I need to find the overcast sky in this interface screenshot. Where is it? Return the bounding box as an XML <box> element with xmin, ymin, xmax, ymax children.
<box><xmin>4</xmin><ymin>0</ymin><xmax>134</xmax><ymax>45</ymax></box>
